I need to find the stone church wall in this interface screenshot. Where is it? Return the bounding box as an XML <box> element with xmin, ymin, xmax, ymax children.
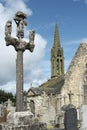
<box><xmin>61</xmin><ymin>43</ymin><xmax>87</xmax><ymax>108</ymax></box>
<box><xmin>27</xmin><ymin>95</ymin><xmax>43</xmax><ymax>118</ymax></box>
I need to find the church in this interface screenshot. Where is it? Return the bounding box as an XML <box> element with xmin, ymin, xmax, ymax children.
<box><xmin>26</xmin><ymin>23</ymin><xmax>87</xmax><ymax>128</ymax></box>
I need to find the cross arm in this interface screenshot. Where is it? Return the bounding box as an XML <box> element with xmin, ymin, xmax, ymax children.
<box><xmin>25</xmin><ymin>42</ymin><xmax>35</xmax><ymax>52</ymax></box>
<box><xmin>5</xmin><ymin>36</ymin><xmax>19</xmax><ymax>47</ymax></box>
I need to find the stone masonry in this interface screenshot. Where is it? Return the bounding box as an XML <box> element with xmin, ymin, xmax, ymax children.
<box><xmin>61</xmin><ymin>43</ymin><xmax>87</xmax><ymax>108</ymax></box>
<box><xmin>0</xmin><ymin>111</ymin><xmax>47</xmax><ymax>130</ymax></box>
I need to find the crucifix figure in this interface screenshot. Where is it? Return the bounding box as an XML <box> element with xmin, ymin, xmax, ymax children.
<box><xmin>63</xmin><ymin>94</ymin><xmax>67</xmax><ymax>105</ymax></box>
<box><xmin>5</xmin><ymin>11</ymin><xmax>35</xmax><ymax>112</ymax></box>
<box><xmin>68</xmin><ymin>91</ymin><xmax>74</xmax><ymax>104</ymax></box>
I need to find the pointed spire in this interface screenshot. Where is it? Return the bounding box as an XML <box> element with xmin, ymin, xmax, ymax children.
<box><xmin>53</xmin><ymin>23</ymin><xmax>60</xmax><ymax>48</ymax></box>
<box><xmin>51</xmin><ymin>23</ymin><xmax>64</xmax><ymax>78</ymax></box>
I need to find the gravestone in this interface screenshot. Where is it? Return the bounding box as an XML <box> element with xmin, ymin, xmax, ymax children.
<box><xmin>7</xmin><ymin>99</ymin><xmax>15</xmax><ymax>113</ymax></box>
<box><xmin>64</xmin><ymin>104</ymin><xmax>78</xmax><ymax>130</ymax></box>
<box><xmin>0</xmin><ymin>104</ymin><xmax>3</xmax><ymax>116</ymax></box>
<box><xmin>80</xmin><ymin>105</ymin><xmax>87</xmax><ymax>129</ymax></box>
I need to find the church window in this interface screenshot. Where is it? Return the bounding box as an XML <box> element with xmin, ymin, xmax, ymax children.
<box><xmin>30</xmin><ymin>100</ymin><xmax>35</xmax><ymax>116</ymax></box>
<box><xmin>57</xmin><ymin>49</ymin><xmax>61</xmax><ymax>57</ymax></box>
<box><xmin>60</xmin><ymin>60</ymin><xmax>62</xmax><ymax>73</ymax></box>
<box><xmin>57</xmin><ymin>59</ymin><xmax>59</xmax><ymax>62</ymax></box>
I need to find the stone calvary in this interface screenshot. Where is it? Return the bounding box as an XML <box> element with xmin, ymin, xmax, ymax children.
<box><xmin>5</xmin><ymin>11</ymin><xmax>35</xmax><ymax>112</ymax></box>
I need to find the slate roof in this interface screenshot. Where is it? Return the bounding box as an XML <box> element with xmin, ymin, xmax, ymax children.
<box><xmin>27</xmin><ymin>75</ymin><xmax>65</xmax><ymax>96</ymax></box>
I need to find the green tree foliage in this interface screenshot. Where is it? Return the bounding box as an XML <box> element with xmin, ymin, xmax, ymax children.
<box><xmin>0</xmin><ymin>89</ymin><xmax>16</xmax><ymax>105</ymax></box>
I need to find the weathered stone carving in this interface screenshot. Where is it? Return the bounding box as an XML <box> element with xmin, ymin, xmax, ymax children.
<box><xmin>29</xmin><ymin>29</ymin><xmax>35</xmax><ymax>45</ymax></box>
<box><xmin>5</xmin><ymin>21</ymin><xmax>12</xmax><ymax>37</ymax></box>
<box><xmin>68</xmin><ymin>91</ymin><xmax>74</xmax><ymax>104</ymax></box>
<box><xmin>5</xmin><ymin>11</ymin><xmax>35</xmax><ymax>112</ymax></box>
<box><xmin>14</xmin><ymin>11</ymin><xmax>27</xmax><ymax>39</ymax></box>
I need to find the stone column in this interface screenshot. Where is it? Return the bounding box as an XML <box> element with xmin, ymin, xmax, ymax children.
<box><xmin>16</xmin><ymin>50</ymin><xmax>23</xmax><ymax>111</ymax></box>
<box><xmin>5</xmin><ymin>11</ymin><xmax>35</xmax><ymax>112</ymax></box>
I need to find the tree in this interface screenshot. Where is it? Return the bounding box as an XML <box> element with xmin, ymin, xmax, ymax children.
<box><xmin>0</xmin><ymin>89</ymin><xmax>16</xmax><ymax>105</ymax></box>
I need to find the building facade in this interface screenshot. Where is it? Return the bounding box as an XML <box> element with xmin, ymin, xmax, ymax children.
<box><xmin>26</xmin><ymin>23</ymin><xmax>87</xmax><ymax>128</ymax></box>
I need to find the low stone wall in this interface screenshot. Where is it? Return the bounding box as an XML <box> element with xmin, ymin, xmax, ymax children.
<box><xmin>0</xmin><ymin>123</ymin><xmax>47</xmax><ymax>130</ymax></box>
<box><xmin>0</xmin><ymin>111</ymin><xmax>47</xmax><ymax>130</ymax></box>
<box><xmin>0</xmin><ymin>123</ymin><xmax>39</xmax><ymax>130</ymax></box>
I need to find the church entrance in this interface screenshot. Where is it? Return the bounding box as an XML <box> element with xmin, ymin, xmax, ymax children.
<box><xmin>30</xmin><ymin>100</ymin><xmax>35</xmax><ymax>116</ymax></box>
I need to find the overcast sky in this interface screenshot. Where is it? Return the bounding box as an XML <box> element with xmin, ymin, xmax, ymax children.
<box><xmin>0</xmin><ymin>0</ymin><xmax>87</xmax><ymax>94</ymax></box>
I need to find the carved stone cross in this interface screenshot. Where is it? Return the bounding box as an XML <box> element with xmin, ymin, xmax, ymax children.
<box><xmin>63</xmin><ymin>94</ymin><xmax>67</xmax><ymax>105</ymax></box>
<box><xmin>68</xmin><ymin>91</ymin><xmax>74</xmax><ymax>104</ymax></box>
<box><xmin>5</xmin><ymin>11</ymin><xmax>35</xmax><ymax>112</ymax></box>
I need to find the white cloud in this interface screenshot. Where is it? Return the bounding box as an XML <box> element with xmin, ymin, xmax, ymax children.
<box><xmin>81</xmin><ymin>38</ymin><xmax>87</xmax><ymax>43</ymax></box>
<box><xmin>72</xmin><ymin>0</ymin><xmax>80</xmax><ymax>2</ymax></box>
<box><xmin>73</xmin><ymin>0</ymin><xmax>87</xmax><ymax>4</ymax></box>
<box><xmin>0</xmin><ymin>81</ymin><xmax>16</xmax><ymax>95</ymax></box>
<box><xmin>63</xmin><ymin>37</ymin><xmax>87</xmax><ymax>74</ymax></box>
<box><xmin>84</xmin><ymin>0</ymin><xmax>87</xmax><ymax>4</ymax></box>
<box><xmin>0</xmin><ymin>0</ymin><xmax>48</xmax><ymax>94</ymax></box>
<box><xmin>64</xmin><ymin>37</ymin><xmax>87</xmax><ymax>46</ymax></box>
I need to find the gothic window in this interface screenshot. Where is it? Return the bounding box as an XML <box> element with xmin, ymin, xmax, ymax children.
<box><xmin>30</xmin><ymin>100</ymin><xmax>35</xmax><ymax>116</ymax></box>
<box><xmin>60</xmin><ymin>60</ymin><xmax>62</xmax><ymax>74</ymax></box>
<box><xmin>57</xmin><ymin>49</ymin><xmax>61</xmax><ymax>57</ymax></box>
<box><xmin>56</xmin><ymin>59</ymin><xmax>59</xmax><ymax>75</ymax></box>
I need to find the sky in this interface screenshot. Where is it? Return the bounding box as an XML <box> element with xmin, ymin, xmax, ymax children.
<box><xmin>0</xmin><ymin>0</ymin><xmax>87</xmax><ymax>94</ymax></box>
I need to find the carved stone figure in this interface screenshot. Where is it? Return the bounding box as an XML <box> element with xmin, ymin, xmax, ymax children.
<box><xmin>68</xmin><ymin>91</ymin><xmax>74</xmax><ymax>104</ymax></box>
<box><xmin>14</xmin><ymin>11</ymin><xmax>27</xmax><ymax>39</ymax></box>
<box><xmin>5</xmin><ymin>20</ymin><xmax>12</xmax><ymax>37</ymax></box>
<box><xmin>29</xmin><ymin>30</ymin><xmax>35</xmax><ymax>45</ymax></box>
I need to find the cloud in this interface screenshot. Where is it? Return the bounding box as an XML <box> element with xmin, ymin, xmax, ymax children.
<box><xmin>64</xmin><ymin>37</ymin><xmax>87</xmax><ymax>46</ymax></box>
<box><xmin>84</xmin><ymin>0</ymin><xmax>87</xmax><ymax>4</ymax></box>
<box><xmin>81</xmin><ymin>38</ymin><xmax>87</xmax><ymax>43</ymax></box>
<box><xmin>1</xmin><ymin>82</ymin><xmax>16</xmax><ymax>95</ymax></box>
<box><xmin>72</xmin><ymin>0</ymin><xmax>87</xmax><ymax>4</ymax></box>
<box><xmin>63</xmin><ymin>37</ymin><xmax>87</xmax><ymax>73</ymax></box>
<box><xmin>0</xmin><ymin>0</ymin><xmax>48</xmax><ymax>93</ymax></box>
<box><xmin>72</xmin><ymin>0</ymin><xmax>80</xmax><ymax>2</ymax></box>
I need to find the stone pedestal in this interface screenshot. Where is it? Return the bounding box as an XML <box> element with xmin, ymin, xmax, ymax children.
<box><xmin>7</xmin><ymin>111</ymin><xmax>34</xmax><ymax>125</ymax></box>
<box><xmin>0</xmin><ymin>111</ymin><xmax>47</xmax><ymax>130</ymax></box>
<box><xmin>0</xmin><ymin>111</ymin><xmax>35</xmax><ymax>130</ymax></box>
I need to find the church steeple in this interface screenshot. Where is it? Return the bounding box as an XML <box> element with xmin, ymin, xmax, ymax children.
<box><xmin>54</xmin><ymin>23</ymin><xmax>60</xmax><ymax>48</ymax></box>
<box><xmin>51</xmin><ymin>23</ymin><xmax>64</xmax><ymax>78</ymax></box>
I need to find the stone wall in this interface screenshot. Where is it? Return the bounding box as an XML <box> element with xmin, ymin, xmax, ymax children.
<box><xmin>0</xmin><ymin>111</ymin><xmax>47</xmax><ymax>130</ymax></box>
<box><xmin>61</xmin><ymin>43</ymin><xmax>87</xmax><ymax>108</ymax></box>
<box><xmin>0</xmin><ymin>123</ymin><xmax>40</xmax><ymax>130</ymax></box>
<box><xmin>27</xmin><ymin>95</ymin><xmax>43</xmax><ymax>117</ymax></box>
<box><xmin>27</xmin><ymin>93</ymin><xmax>57</xmax><ymax>125</ymax></box>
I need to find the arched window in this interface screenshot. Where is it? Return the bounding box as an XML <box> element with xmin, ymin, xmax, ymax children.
<box><xmin>30</xmin><ymin>100</ymin><xmax>35</xmax><ymax>116</ymax></box>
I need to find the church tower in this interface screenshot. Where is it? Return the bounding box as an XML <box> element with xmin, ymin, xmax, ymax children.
<box><xmin>51</xmin><ymin>23</ymin><xmax>64</xmax><ymax>78</ymax></box>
